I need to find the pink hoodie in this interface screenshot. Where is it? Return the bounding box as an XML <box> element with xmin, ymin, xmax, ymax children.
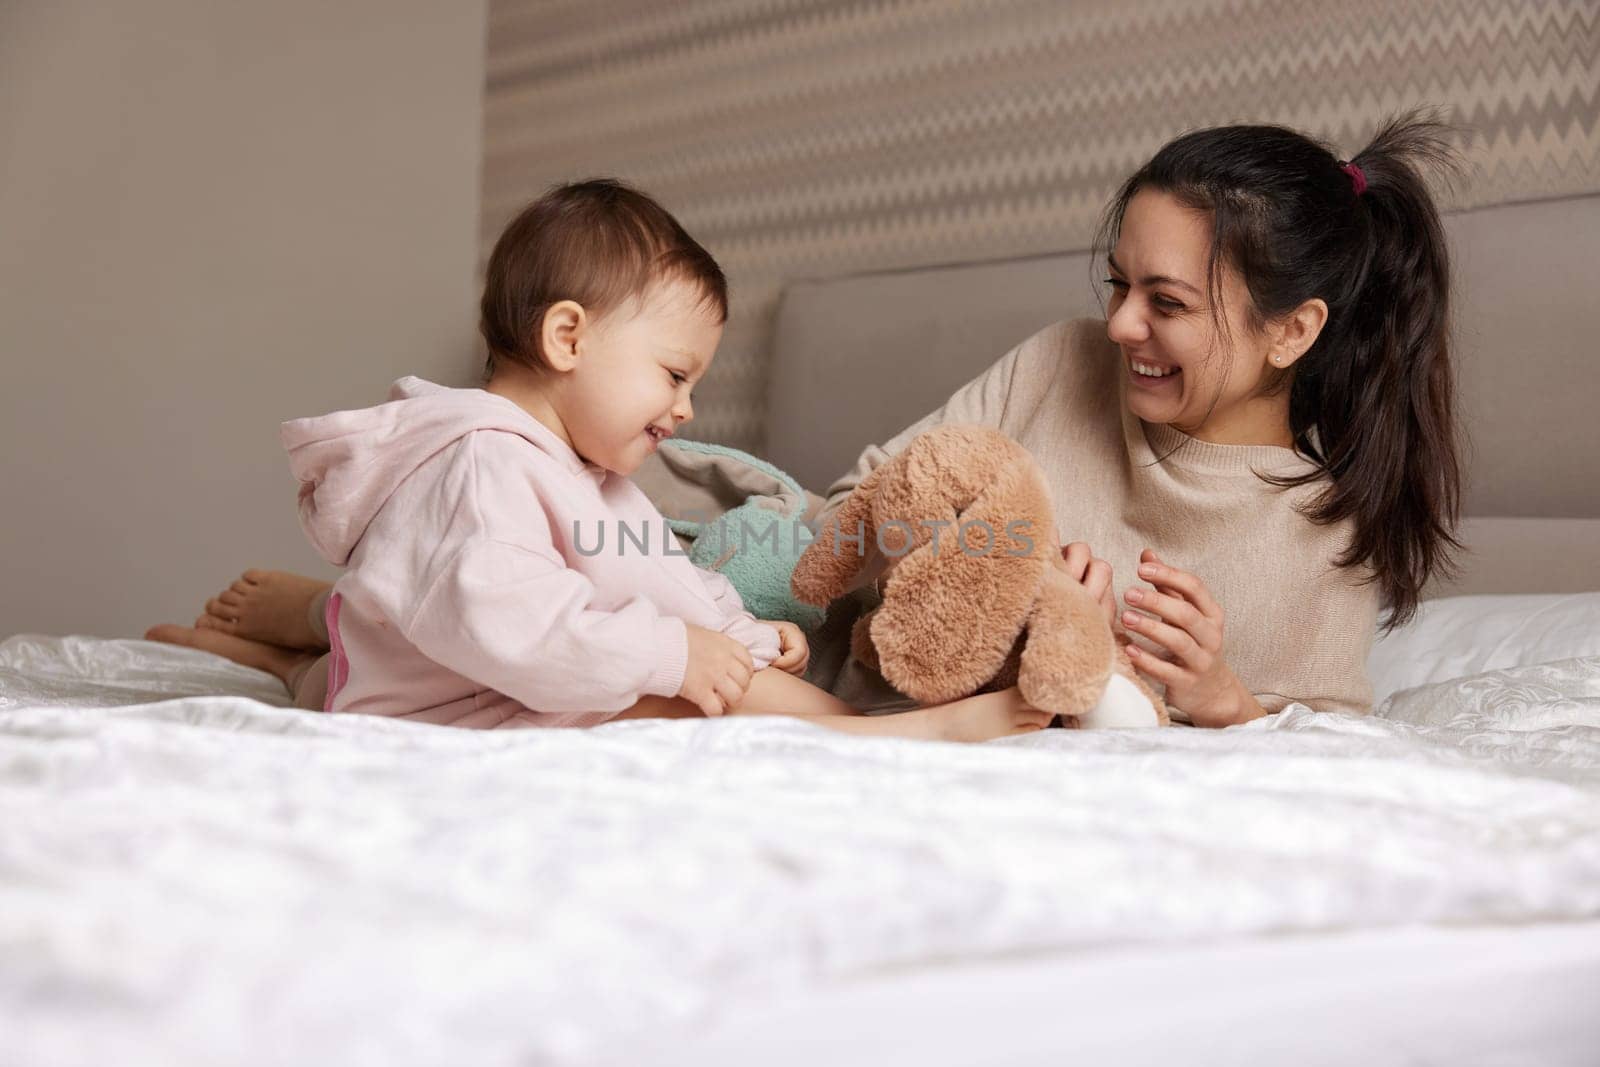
<box><xmin>281</xmin><ymin>377</ymin><xmax>780</xmax><ymax>729</ymax></box>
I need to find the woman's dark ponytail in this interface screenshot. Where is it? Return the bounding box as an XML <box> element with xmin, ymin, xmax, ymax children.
<box><xmin>1097</xmin><ymin>107</ymin><xmax>1467</xmax><ymax>630</ymax></box>
<box><xmin>1292</xmin><ymin>111</ymin><xmax>1465</xmax><ymax>629</ymax></box>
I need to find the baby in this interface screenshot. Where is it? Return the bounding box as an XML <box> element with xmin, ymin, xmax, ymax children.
<box><xmin>147</xmin><ymin>180</ymin><xmax>1049</xmax><ymax>741</ymax></box>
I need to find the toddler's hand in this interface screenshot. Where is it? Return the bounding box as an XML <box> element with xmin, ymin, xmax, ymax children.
<box><xmin>764</xmin><ymin>620</ymin><xmax>810</xmax><ymax>676</ymax></box>
<box><xmin>680</xmin><ymin>624</ymin><xmax>755</xmax><ymax>716</ymax></box>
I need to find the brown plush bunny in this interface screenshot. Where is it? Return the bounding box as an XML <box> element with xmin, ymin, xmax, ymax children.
<box><xmin>792</xmin><ymin>425</ymin><xmax>1168</xmax><ymax>728</ymax></box>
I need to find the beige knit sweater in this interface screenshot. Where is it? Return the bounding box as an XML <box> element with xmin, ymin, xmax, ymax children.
<box><xmin>815</xmin><ymin>317</ymin><xmax>1380</xmax><ymax>720</ymax></box>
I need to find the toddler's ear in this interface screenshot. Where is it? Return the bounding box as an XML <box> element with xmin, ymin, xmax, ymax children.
<box><xmin>539</xmin><ymin>300</ymin><xmax>588</xmax><ymax>372</ymax></box>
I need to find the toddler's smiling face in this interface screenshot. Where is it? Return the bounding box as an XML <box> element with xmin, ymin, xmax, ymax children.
<box><xmin>559</xmin><ymin>277</ymin><xmax>723</xmax><ymax>476</ymax></box>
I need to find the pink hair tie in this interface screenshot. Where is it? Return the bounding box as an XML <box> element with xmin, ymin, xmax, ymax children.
<box><xmin>1340</xmin><ymin>160</ymin><xmax>1367</xmax><ymax>196</ymax></box>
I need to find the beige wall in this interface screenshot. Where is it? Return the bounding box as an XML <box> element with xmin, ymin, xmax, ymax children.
<box><xmin>483</xmin><ymin>0</ymin><xmax>1599</xmax><ymax>454</ymax></box>
<box><xmin>0</xmin><ymin>1</ymin><xmax>487</xmax><ymax>639</ymax></box>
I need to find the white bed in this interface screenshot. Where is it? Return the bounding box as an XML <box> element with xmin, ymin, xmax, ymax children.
<box><xmin>4</xmin><ymin>596</ymin><xmax>1599</xmax><ymax>1066</ymax></box>
<box><xmin>10</xmin><ymin>195</ymin><xmax>1600</xmax><ymax>1064</ymax></box>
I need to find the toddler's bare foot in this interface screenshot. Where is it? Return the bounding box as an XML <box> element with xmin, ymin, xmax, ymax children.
<box><xmin>195</xmin><ymin>569</ymin><xmax>331</xmax><ymax>650</ymax></box>
<box><xmin>144</xmin><ymin>623</ymin><xmax>320</xmax><ymax>695</ymax></box>
<box><xmin>920</xmin><ymin>687</ymin><xmax>1054</xmax><ymax>742</ymax></box>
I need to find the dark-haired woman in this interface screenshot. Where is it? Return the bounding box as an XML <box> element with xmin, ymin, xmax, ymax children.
<box><xmin>823</xmin><ymin>108</ymin><xmax>1464</xmax><ymax>726</ymax></box>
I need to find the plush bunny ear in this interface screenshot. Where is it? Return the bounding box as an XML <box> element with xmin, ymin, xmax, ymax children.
<box><xmin>869</xmin><ymin>458</ymin><xmax>1051</xmax><ymax>704</ymax></box>
<box><xmin>790</xmin><ymin>462</ymin><xmax>886</xmax><ymax>607</ymax></box>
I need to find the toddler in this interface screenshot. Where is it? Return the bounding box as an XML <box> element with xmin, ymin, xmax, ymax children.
<box><xmin>147</xmin><ymin>180</ymin><xmax>1049</xmax><ymax>741</ymax></box>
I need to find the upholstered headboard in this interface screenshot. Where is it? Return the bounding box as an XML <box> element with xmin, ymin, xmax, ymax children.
<box><xmin>765</xmin><ymin>194</ymin><xmax>1600</xmax><ymax>597</ymax></box>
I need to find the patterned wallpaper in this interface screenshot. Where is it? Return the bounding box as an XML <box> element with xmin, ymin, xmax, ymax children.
<box><xmin>482</xmin><ymin>0</ymin><xmax>1600</xmax><ymax>453</ymax></box>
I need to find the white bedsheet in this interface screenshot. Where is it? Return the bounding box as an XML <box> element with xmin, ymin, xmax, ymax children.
<box><xmin>3</xmin><ymin>635</ymin><xmax>1598</xmax><ymax>1066</ymax></box>
<box><xmin>641</xmin><ymin>921</ymin><xmax>1600</xmax><ymax>1067</ymax></box>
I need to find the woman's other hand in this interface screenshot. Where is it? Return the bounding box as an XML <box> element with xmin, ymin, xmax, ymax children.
<box><xmin>1119</xmin><ymin>548</ymin><xmax>1265</xmax><ymax>727</ymax></box>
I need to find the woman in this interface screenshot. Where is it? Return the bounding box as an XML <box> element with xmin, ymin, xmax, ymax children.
<box><xmin>821</xmin><ymin>108</ymin><xmax>1463</xmax><ymax>725</ymax></box>
<box><xmin>152</xmin><ymin>109</ymin><xmax>1464</xmax><ymax>728</ymax></box>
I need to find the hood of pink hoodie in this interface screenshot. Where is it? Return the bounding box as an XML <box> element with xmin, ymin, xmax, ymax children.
<box><xmin>281</xmin><ymin>377</ymin><xmax>600</xmax><ymax>566</ymax></box>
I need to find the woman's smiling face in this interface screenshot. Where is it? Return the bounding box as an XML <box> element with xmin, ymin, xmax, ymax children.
<box><xmin>1105</xmin><ymin>188</ymin><xmax>1287</xmax><ymax>445</ymax></box>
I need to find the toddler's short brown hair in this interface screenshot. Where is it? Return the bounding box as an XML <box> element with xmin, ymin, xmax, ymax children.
<box><xmin>479</xmin><ymin>179</ymin><xmax>728</xmax><ymax>375</ymax></box>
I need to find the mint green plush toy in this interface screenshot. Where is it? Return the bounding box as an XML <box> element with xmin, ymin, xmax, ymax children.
<box><xmin>653</xmin><ymin>440</ymin><xmax>826</xmax><ymax>631</ymax></box>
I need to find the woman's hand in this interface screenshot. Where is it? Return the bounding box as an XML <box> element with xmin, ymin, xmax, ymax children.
<box><xmin>764</xmin><ymin>620</ymin><xmax>811</xmax><ymax>676</ymax></box>
<box><xmin>1060</xmin><ymin>542</ymin><xmax>1116</xmax><ymax>628</ymax></box>
<box><xmin>1119</xmin><ymin>549</ymin><xmax>1265</xmax><ymax>727</ymax></box>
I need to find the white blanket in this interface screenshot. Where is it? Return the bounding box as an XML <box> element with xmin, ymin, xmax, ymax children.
<box><xmin>3</xmin><ymin>636</ymin><xmax>1598</xmax><ymax>1066</ymax></box>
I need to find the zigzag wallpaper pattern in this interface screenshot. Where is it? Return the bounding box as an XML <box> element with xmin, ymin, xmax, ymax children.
<box><xmin>482</xmin><ymin>0</ymin><xmax>1599</xmax><ymax>453</ymax></box>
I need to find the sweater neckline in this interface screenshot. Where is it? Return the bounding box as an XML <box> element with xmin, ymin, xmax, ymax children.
<box><xmin>1134</xmin><ymin>414</ymin><xmax>1322</xmax><ymax>478</ymax></box>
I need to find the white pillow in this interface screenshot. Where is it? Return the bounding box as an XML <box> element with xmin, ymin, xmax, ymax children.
<box><xmin>1378</xmin><ymin>655</ymin><xmax>1600</xmax><ymax>729</ymax></box>
<box><xmin>1367</xmin><ymin>592</ymin><xmax>1600</xmax><ymax>706</ymax></box>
